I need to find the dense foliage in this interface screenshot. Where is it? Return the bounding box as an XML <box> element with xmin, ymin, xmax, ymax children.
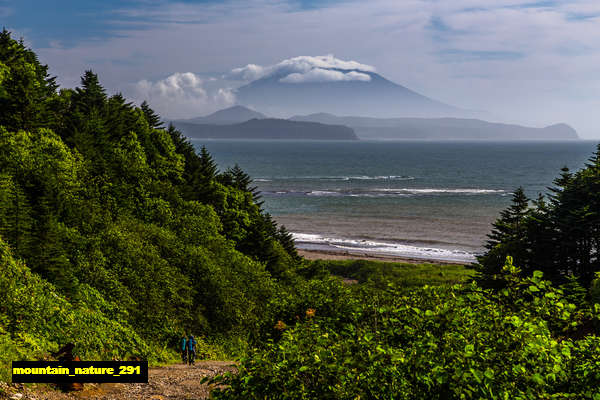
<box><xmin>0</xmin><ymin>237</ymin><xmax>148</xmax><ymax>381</ymax></box>
<box><xmin>211</xmin><ymin>258</ymin><xmax>600</xmax><ymax>399</ymax></box>
<box><xmin>478</xmin><ymin>148</ymin><xmax>600</xmax><ymax>287</ymax></box>
<box><xmin>0</xmin><ymin>29</ymin><xmax>299</xmax><ymax>371</ymax></box>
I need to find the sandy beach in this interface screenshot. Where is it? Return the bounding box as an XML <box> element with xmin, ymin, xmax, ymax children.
<box><xmin>298</xmin><ymin>248</ymin><xmax>469</xmax><ymax>265</ymax></box>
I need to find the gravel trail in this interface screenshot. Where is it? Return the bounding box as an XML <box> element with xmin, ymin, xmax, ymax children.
<box><xmin>1</xmin><ymin>361</ymin><xmax>236</xmax><ymax>400</ymax></box>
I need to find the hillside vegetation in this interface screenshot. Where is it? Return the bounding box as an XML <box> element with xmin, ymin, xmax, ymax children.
<box><xmin>1</xmin><ymin>30</ymin><xmax>600</xmax><ymax>398</ymax></box>
<box><xmin>0</xmin><ymin>29</ymin><xmax>301</xmax><ymax>378</ymax></box>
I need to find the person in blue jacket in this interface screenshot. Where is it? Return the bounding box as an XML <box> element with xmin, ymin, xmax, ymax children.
<box><xmin>187</xmin><ymin>334</ymin><xmax>197</xmax><ymax>365</ymax></box>
<box><xmin>180</xmin><ymin>334</ymin><xmax>187</xmax><ymax>363</ymax></box>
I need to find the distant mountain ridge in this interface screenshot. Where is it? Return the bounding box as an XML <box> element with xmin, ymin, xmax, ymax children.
<box><xmin>179</xmin><ymin>105</ymin><xmax>267</xmax><ymax>125</ymax></box>
<box><xmin>290</xmin><ymin>113</ymin><xmax>579</xmax><ymax>140</ymax></box>
<box><xmin>172</xmin><ymin>118</ymin><xmax>358</xmax><ymax>140</ymax></box>
<box><xmin>174</xmin><ymin>107</ymin><xmax>578</xmax><ymax>141</ymax></box>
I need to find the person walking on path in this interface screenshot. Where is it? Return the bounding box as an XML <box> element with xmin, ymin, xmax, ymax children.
<box><xmin>187</xmin><ymin>334</ymin><xmax>197</xmax><ymax>365</ymax></box>
<box><xmin>180</xmin><ymin>334</ymin><xmax>187</xmax><ymax>364</ymax></box>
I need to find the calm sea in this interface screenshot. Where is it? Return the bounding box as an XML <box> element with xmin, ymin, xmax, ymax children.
<box><xmin>193</xmin><ymin>140</ymin><xmax>598</xmax><ymax>262</ymax></box>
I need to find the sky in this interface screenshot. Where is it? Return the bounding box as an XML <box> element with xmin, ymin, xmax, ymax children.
<box><xmin>3</xmin><ymin>0</ymin><xmax>600</xmax><ymax>138</ymax></box>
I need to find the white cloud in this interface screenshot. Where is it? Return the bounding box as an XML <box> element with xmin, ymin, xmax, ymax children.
<box><xmin>346</xmin><ymin>71</ymin><xmax>372</xmax><ymax>81</ymax></box>
<box><xmin>216</xmin><ymin>87</ymin><xmax>236</xmax><ymax>104</ymax></box>
<box><xmin>229</xmin><ymin>63</ymin><xmax>266</xmax><ymax>81</ymax></box>
<box><xmin>280</xmin><ymin>68</ymin><xmax>371</xmax><ymax>83</ymax></box>
<box><xmin>229</xmin><ymin>55</ymin><xmax>376</xmax><ymax>82</ymax></box>
<box><xmin>133</xmin><ymin>72</ymin><xmax>235</xmax><ymax>119</ymax></box>
<box><xmin>137</xmin><ymin>72</ymin><xmax>206</xmax><ymax>98</ymax></box>
<box><xmin>277</xmin><ymin>55</ymin><xmax>376</xmax><ymax>73</ymax></box>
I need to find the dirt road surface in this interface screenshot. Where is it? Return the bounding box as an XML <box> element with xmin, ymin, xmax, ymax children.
<box><xmin>1</xmin><ymin>361</ymin><xmax>236</xmax><ymax>400</ymax></box>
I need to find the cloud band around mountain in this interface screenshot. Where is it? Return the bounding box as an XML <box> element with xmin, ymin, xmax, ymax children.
<box><xmin>229</xmin><ymin>55</ymin><xmax>376</xmax><ymax>83</ymax></box>
<box><xmin>280</xmin><ymin>68</ymin><xmax>371</xmax><ymax>83</ymax></box>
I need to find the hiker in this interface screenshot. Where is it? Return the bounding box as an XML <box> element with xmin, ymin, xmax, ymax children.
<box><xmin>52</xmin><ymin>343</ymin><xmax>83</xmax><ymax>391</ymax></box>
<box><xmin>180</xmin><ymin>334</ymin><xmax>187</xmax><ymax>363</ymax></box>
<box><xmin>187</xmin><ymin>334</ymin><xmax>197</xmax><ymax>365</ymax></box>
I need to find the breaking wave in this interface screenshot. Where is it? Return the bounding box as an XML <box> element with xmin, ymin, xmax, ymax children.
<box><xmin>292</xmin><ymin>233</ymin><xmax>476</xmax><ymax>263</ymax></box>
<box><xmin>263</xmin><ymin>188</ymin><xmax>505</xmax><ymax>197</ymax></box>
<box><xmin>255</xmin><ymin>175</ymin><xmax>415</xmax><ymax>181</ymax></box>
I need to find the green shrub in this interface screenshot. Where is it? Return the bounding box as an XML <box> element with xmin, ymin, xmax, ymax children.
<box><xmin>0</xmin><ymin>237</ymin><xmax>150</xmax><ymax>377</ymax></box>
<box><xmin>211</xmin><ymin>258</ymin><xmax>600</xmax><ymax>399</ymax></box>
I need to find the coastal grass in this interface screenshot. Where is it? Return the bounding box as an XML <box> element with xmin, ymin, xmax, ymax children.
<box><xmin>307</xmin><ymin>258</ymin><xmax>475</xmax><ymax>287</ymax></box>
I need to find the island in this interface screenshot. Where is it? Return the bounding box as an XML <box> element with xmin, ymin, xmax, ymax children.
<box><xmin>171</xmin><ymin>118</ymin><xmax>359</xmax><ymax>140</ymax></box>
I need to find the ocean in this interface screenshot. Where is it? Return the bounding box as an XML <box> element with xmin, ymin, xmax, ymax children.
<box><xmin>193</xmin><ymin>140</ymin><xmax>598</xmax><ymax>263</ymax></box>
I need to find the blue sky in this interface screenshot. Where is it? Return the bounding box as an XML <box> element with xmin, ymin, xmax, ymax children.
<box><xmin>3</xmin><ymin>0</ymin><xmax>600</xmax><ymax>137</ymax></box>
<box><xmin>3</xmin><ymin>0</ymin><xmax>141</xmax><ymax>47</ymax></box>
<box><xmin>3</xmin><ymin>0</ymin><xmax>348</xmax><ymax>47</ymax></box>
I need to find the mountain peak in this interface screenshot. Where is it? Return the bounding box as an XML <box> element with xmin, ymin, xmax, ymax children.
<box><xmin>235</xmin><ymin>69</ymin><xmax>459</xmax><ymax>118</ymax></box>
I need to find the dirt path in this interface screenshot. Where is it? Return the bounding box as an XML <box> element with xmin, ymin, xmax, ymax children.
<box><xmin>1</xmin><ymin>361</ymin><xmax>236</xmax><ymax>400</ymax></box>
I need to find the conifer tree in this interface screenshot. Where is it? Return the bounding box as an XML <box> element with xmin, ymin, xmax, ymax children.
<box><xmin>64</xmin><ymin>71</ymin><xmax>110</xmax><ymax>170</ymax></box>
<box><xmin>221</xmin><ymin>164</ymin><xmax>263</xmax><ymax>206</ymax></box>
<box><xmin>549</xmin><ymin>147</ymin><xmax>600</xmax><ymax>284</ymax></box>
<box><xmin>0</xmin><ymin>173</ymin><xmax>33</xmax><ymax>258</ymax></box>
<box><xmin>547</xmin><ymin>166</ymin><xmax>573</xmax><ymax>208</ymax></box>
<box><xmin>140</xmin><ymin>101</ymin><xmax>163</xmax><ymax>129</ymax></box>
<box><xmin>277</xmin><ymin>224</ymin><xmax>299</xmax><ymax>261</ymax></box>
<box><xmin>0</xmin><ymin>29</ymin><xmax>57</xmax><ymax>131</ymax></box>
<box><xmin>178</xmin><ymin>145</ymin><xmax>219</xmax><ymax>202</ymax></box>
<box><xmin>166</xmin><ymin>124</ymin><xmax>208</xmax><ymax>201</ymax></box>
<box><xmin>584</xmin><ymin>143</ymin><xmax>600</xmax><ymax>169</ymax></box>
<box><xmin>479</xmin><ymin>148</ymin><xmax>600</xmax><ymax>287</ymax></box>
<box><xmin>74</xmin><ymin>70</ymin><xmax>107</xmax><ymax>113</ymax></box>
<box><xmin>198</xmin><ymin>146</ymin><xmax>218</xmax><ymax>180</ymax></box>
<box><xmin>477</xmin><ymin>187</ymin><xmax>530</xmax><ymax>287</ymax></box>
<box><xmin>102</xmin><ymin>93</ymin><xmax>139</xmax><ymax>151</ymax></box>
<box><xmin>525</xmin><ymin>193</ymin><xmax>559</xmax><ymax>279</ymax></box>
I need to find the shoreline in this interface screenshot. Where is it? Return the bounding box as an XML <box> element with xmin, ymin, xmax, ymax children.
<box><xmin>298</xmin><ymin>248</ymin><xmax>470</xmax><ymax>265</ymax></box>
